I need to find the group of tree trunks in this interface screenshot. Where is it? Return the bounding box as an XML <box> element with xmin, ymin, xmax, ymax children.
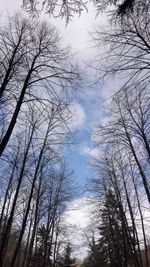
<box><xmin>0</xmin><ymin>0</ymin><xmax>150</xmax><ymax>267</ymax></box>
<box><xmin>0</xmin><ymin>14</ymin><xmax>79</xmax><ymax>267</ymax></box>
<box><xmin>83</xmin><ymin>1</ymin><xmax>150</xmax><ymax>267</ymax></box>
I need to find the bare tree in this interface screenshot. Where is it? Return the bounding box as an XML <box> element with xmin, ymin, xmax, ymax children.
<box><xmin>88</xmin><ymin>85</ymin><xmax>150</xmax><ymax>267</ymax></box>
<box><xmin>95</xmin><ymin>86</ymin><xmax>150</xmax><ymax>205</ymax></box>
<box><xmin>0</xmin><ymin>81</ymin><xmax>77</xmax><ymax>266</ymax></box>
<box><xmin>0</xmin><ymin>13</ymin><xmax>79</xmax><ymax>157</ymax></box>
<box><xmin>92</xmin><ymin>0</ymin><xmax>150</xmax><ymax>89</ymax></box>
<box><xmin>0</xmin><ymin>108</ymin><xmax>41</xmax><ymax>266</ymax></box>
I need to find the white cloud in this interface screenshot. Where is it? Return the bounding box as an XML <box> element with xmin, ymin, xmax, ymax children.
<box><xmin>80</xmin><ymin>146</ymin><xmax>101</xmax><ymax>159</ymax></box>
<box><xmin>62</xmin><ymin>197</ymin><xmax>94</xmax><ymax>259</ymax></box>
<box><xmin>64</xmin><ymin>197</ymin><xmax>90</xmax><ymax>227</ymax></box>
<box><xmin>68</xmin><ymin>103</ymin><xmax>86</xmax><ymax>130</ymax></box>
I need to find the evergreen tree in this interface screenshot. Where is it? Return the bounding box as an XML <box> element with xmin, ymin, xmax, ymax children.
<box><xmin>98</xmin><ymin>189</ymin><xmax>133</xmax><ymax>267</ymax></box>
<box><xmin>30</xmin><ymin>225</ymin><xmax>52</xmax><ymax>267</ymax></box>
<box><xmin>62</xmin><ymin>243</ymin><xmax>75</xmax><ymax>267</ymax></box>
<box><xmin>83</xmin><ymin>236</ymin><xmax>106</xmax><ymax>267</ymax></box>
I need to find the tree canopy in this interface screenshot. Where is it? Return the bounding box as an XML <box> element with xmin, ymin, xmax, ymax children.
<box><xmin>22</xmin><ymin>0</ymin><xmax>137</xmax><ymax>22</ymax></box>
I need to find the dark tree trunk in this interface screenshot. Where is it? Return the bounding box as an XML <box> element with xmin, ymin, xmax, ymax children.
<box><xmin>10</xmin><ymin>127</ymin><xmax>49</xmax><ymax>267</ymax></box>
<box><xmin>0</xmin><ymin>126</ymin><xmax>34</xmax><ymax>266</ymax></box>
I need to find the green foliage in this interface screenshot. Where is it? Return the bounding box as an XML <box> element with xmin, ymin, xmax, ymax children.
<box><xmin>84</xmin><ymin>189</ymin><xmax>134</xmax><ymax>267</ymax></box>
<box><xmin>83</xmin><ymin>236</ymin><xmax>107</xmax><ymax>267</ymax></box>
<box><xmin>30</xmin><ymin>225</ymin><xmax>52</xmax><ymax>267</ymax></box>
<box><xmin>98</xmin><ymin>189</ymin><xmax>133</xmax><ymax>266</ymax></box>
<box><xmin>61</xmin><ymin>243</ymin><xmax>76</xmax><ymax>267</ymax></box>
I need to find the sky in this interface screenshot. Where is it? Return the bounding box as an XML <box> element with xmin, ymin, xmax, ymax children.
<box><xmin>0</xmin><ymin>0</ymin><xmax>107</xmax><ymax>185</ymax></box>
<box><xmin>1</xmin><ymin>2</ymin><xmax>150</xmax><ymax>262</ymax></box>
<box><xmin>0</xmin><ymin>0</ymin><xmax>114</xmax><ymax>259</ymax></box>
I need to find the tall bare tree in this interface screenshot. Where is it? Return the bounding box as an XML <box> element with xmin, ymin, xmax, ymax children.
<box><xmin>88</xmin><ymin>85</ymin><xmax>150</xmax><ymax>267</ymax></box>
<box><xmin>92</xmin><ymin>0</ymin><xmax>150</xmax><ymax>89</ymax></box>
<box><xmin>0</xmin><ymin>14</ymin><xmax>79</xmax><ymax>157</ymax></box>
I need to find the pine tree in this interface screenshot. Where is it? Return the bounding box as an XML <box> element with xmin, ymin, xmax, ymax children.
<box><xmin>83</xmin><ymin>236</ymin><xmax>106</xmax><ymax>267</ymax></box>
<box><xmin>98</xmin><ymin>189</ymin><xmax>133</xmax><ymax>267</ymax></box>
<box><xmin>62</xmin><ymin>243</ymin><xmax>75</xmax><ymax>267</ymax></box>
<box><xmin>30</xmin><ymin>225</ymin><xmax>52</xmax><ymax>267</ymax></box>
